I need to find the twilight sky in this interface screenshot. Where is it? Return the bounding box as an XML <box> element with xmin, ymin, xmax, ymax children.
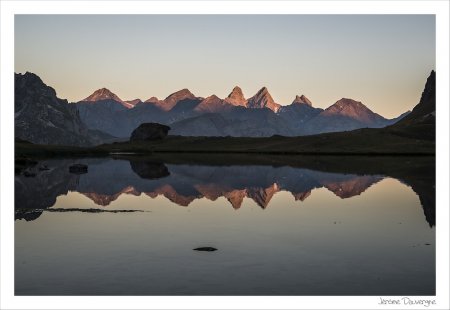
<box><xmin>15</xmin><ymin>15</ymin><xmax>435</xmax><ymax>118</ymax></box>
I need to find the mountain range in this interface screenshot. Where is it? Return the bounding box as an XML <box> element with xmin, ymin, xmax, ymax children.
<box><xmin>15</xmin><ymin>71</ymin><xmax>436</xmax><ymax>146</ymax></box>
<box><xmin>76</xmin><ymin>84</ymin><xmax>407</xmax><ymax>138</ymax></box>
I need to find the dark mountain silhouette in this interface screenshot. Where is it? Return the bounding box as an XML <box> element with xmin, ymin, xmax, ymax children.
<box><xmin>14</xmin><ymin>72</ymin><xmax>112</xmax><ymax>146</ymax></box>
<box><xmin>387</xmin><ymin>70</ymin><xmax>435</xmax><ymax>141</ymax></box>
<box><xmin>398</xmin><ymin>70</ymin><xmax>435</xmax><ymax>124</ymax></box>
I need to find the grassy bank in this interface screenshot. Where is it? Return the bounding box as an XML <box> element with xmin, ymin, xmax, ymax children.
<box><xmin>16</xmin><ymin>126</ymin><xmax>435</xmax><ymax>158</ymax></box>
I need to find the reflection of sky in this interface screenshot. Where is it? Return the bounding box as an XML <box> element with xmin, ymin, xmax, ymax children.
<box><xmin>15</xmin><ymin>177</ymin><xmax>435</xmax><ymax>295</ymax></box>
<box><xmin>14</xmin><ymin>15</ymin><xmax>435</xmax><ymax>118</ymax></box>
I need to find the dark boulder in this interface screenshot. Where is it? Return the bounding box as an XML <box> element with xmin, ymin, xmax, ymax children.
<box><xmin>193</xmin><ymin>247</ymin><xmax>218</xmax><ymax>252</ymax></box>
<box><xmin>69</xmin><ymin>164</ymin><xmax>88</xmax><ymax>174</ymax></box>
<box><xmin>130</xmin><ymin>123</ymin><xmax>170</xmax><ymax>142</ymax></box>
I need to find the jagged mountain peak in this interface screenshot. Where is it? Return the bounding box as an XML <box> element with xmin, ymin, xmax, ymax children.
<box><xmin>292</xmin><ymin>95</ymin><xmax>312</xmax><ymax>106</ymax></box>
<box><xmin>83</xmin><ymin>87</ymin><xmax>123</xmax><ymax>102</ymax></box>
<box><xmin>315</xmin><ymin>97</ymin><xmax>387</xmax><ymax>128</ymax></box>
<box><xmin>18</xmin><ymin>71</ymin><xmax>44</xmax><ymax>83</ymax></box>
<box><xmin>194</xmin><ymin>94</ymin><xmax>232</xmax><ymax>113</ymax></box>
<box><xmin>325</xmin><ymin>98</ymin><xmax>370</xmax><ymax>114</ymax></box>
<box><xmin>164</xmin><ymin>88</ymin><xmax>195</xmax><ymax>101</ymax></box>
<box><xmin>15</xmin><ymin>72</ymin><xmax>57</xmax><ymax>98</ymax></box>
<box><xmin>247</xmin><ymin>87</ymin><xmax>280</xmax><ymax>112</ymax></box>
<box><xmin>145</xmin><ymin>96</ymin><xmax>159</xmax><ymax>103</ymax></box>
<box><xmin>124</xmin><ymin>99</ymin><xmax>142</xmax><ymax>106</ymax></box>
<box><xmin>205</xmin><ymin>94</ymin><xmax>221</xmax><ymax>101</ymax></box>
<box><xmin>228</xmin><ymin>86</ymin><xmax>244</xmax><ymax>98</ymax></box>
<box><xmin>394</xmin><ymin>70</ymin><xmax>436</xmax><ymax>126</ymax></box>
<box><xmin>225</xmin><ymin>86</ymin><xmax>247</xmax><ymax>107</ymax></box>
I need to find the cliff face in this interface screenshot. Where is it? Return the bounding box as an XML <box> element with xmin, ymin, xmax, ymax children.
<box><xmin>15</xmin><ymin>72</ymin><xmax>111</xmax><ymax>146</ymax></box>
<box><xmin>389</xmin><ymin>70</ymin><xmax>436</xmax><ymax>141</ymax></box>
<box><xmin>397</xmin><ymin>70</ymin><xmax>435</xmax><ymax>124</ymax></box>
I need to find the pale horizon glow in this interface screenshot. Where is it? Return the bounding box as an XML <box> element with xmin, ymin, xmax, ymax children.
<box><xmin>15</xmin><ymin>15</ymin><xmax>435</xmax><ymax>118</ymax></box>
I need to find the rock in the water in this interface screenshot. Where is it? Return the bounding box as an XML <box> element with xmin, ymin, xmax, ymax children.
<box><xmin>69</xmin><ymin>164</ymin><xmax>88</xmax><ymax>174</ymax></box>
<box><xmin>193</xmin><ymin>247</ymin><xmax>217</xmax><ymax>252</ymax></box>
<box><xmin>130</xmin><ymin>123</ymin><xmax>171</xmax><ymax>142</ymax></box>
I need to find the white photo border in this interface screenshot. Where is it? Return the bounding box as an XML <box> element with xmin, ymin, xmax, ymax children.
<box><xmin>1</xmin><ymin>1</ymin><xmax>449</xmax><ymax>309</ymax></box>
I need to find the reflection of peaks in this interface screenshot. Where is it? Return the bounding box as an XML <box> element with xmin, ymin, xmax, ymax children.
<box><xmin>77</xmin><ymin>176</ymin><xmax>382</xmax><ymax>209</ymax></box>
<box><xmin>247</xmin><ymin>183</ymin><xmax>279</xmax><ymax>209</ymax></box>
<box><xmin>224</xmin><ymin>190</ymin><xmax>247</xmax><ymax>209</ymax></box>
<box><xmin>82</xmin><ymin>192</ymin><xmax>120</xmax><ymax>206</ymax></box>
<box><xmin>325</xmin><ymin>176</ymin><xmax>382</xmax><ymax>199</ymax></box>
<box><xmin>194</xmin><ymin>184</ymin><xmax>225</xmax><ymax>201</ymax></box>
<box><xmin>146</xmin><ymin>185</ymin><xmax>200</xmax><ymax>207</ymax></box>
<box><xmin>292</xmin><ymin>191</ymin><xmax>311</xmax><ymax>201</ymax></box>
<box><xmin>82</xmin><ymin>186</ymin><xmax>140</xmax><ymax>206</ymax></box>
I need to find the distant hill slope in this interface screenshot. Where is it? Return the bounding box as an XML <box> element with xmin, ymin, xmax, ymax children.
<box><xmin>15</xmin><ymin>72</ymin><xmax>113</xmax><ymax>146</ymax></box>
<box><xmin>171</xmin><ymin>108</ymin><xmax>293</xmax><ymax>137</ymax></box>
<box><xmin>302</xmin><ymin>98</ymin><xmax>401</xmax><ymax>135</ymax></box>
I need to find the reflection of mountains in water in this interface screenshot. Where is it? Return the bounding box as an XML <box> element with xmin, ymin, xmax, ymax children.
<box><xmin>15</xmin><ymin>158</ymin><xmax>434</xmax><ymax>226</ymax></box>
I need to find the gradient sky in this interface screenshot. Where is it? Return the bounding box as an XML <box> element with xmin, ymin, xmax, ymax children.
<box><xmin>15</xmin><ymin>15</ymin><xmax>435</xmax><ymax>118</ymax></box>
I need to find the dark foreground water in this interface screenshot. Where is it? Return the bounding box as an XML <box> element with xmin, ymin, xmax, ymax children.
<box><xmin>15</xmin><ymin>156</ymin><xmax>435</xmax><ymax>295</ymax></box>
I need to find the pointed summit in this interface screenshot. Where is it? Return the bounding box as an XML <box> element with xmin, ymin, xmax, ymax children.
<box><xmin>321</xmin><ymin>98</ymin><xmax>385</xmax><ymax>124</ymax></box>
<box><xmin>396</xmin><ymin>70</ymin><xmax>435</xmax><ymax>124</ymax></box>
<box><xmin>83</xmin><ymin>88</ymin><xmax>123</xmax><ymax>103</ymax></box>
<box><xmin>124</xmin><ymin>99</ymin><xmax>142</xmax><ymax>107</ymax></box>
<box><xmin>224</xmin><ymin>86</ymin><xmax>247</xmax><ymax>107</ymax></box>
<box><xmin>195</xmin><ymin>94</ymin><xmax>232</xmax><ymax>113</ymax></box>
<box><xmin>247</xmin><ymin>184</ymin><xmax>279</xmax><ymax>209</ymax></box>
<box><xmin>247</xmin><ymin>87</ymin><xmax>281</xmax><ymax>112</ymax></box>
<box><xmin>292</xmin><ymin>95</ymin><xmax>312</xmax><ymax>106</ymax></box>
<box><xmin>224</xmin><ymin>189</ymin><xmax>247</xmax><ymax>209</ymax></box>
<box><xmin>164</xmin><ymin>88</ymin><xmax>195</xmax><ymax>101</ymax></box>
<box><xmin>81</xmin><ymin>88</ymin><xmax>133</xmax><ymax>108</ymax></box>
<box><xmin>145</xmin><ymin>96</ymin><xmax>159</xmax><ymax>104</ymax></box>
<box><xmin>161</xmin><ymin>88</ymin><xmax>197</xmax><ymax>111</ymax></box>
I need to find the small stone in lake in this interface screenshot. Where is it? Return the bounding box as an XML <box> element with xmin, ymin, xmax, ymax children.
<box><xmin>193</xmin><ymin>247</ymin><xmax>217</xmax><ymax>252</ymax></box>
<box><xmin>69</xmin><ymin>164</ymin><xmax>88</xmax><ymax>174</ymax></box>
<box><xmin>425</xmin><ymin>243</ymin><xmax>431</xmax><ymax>245</ymax></box>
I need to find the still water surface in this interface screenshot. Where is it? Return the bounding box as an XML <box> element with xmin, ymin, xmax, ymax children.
<box><xmin>15</xmin><ymin>157</ymin><xmax>435</xmax><ymax>295</ymax></box>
